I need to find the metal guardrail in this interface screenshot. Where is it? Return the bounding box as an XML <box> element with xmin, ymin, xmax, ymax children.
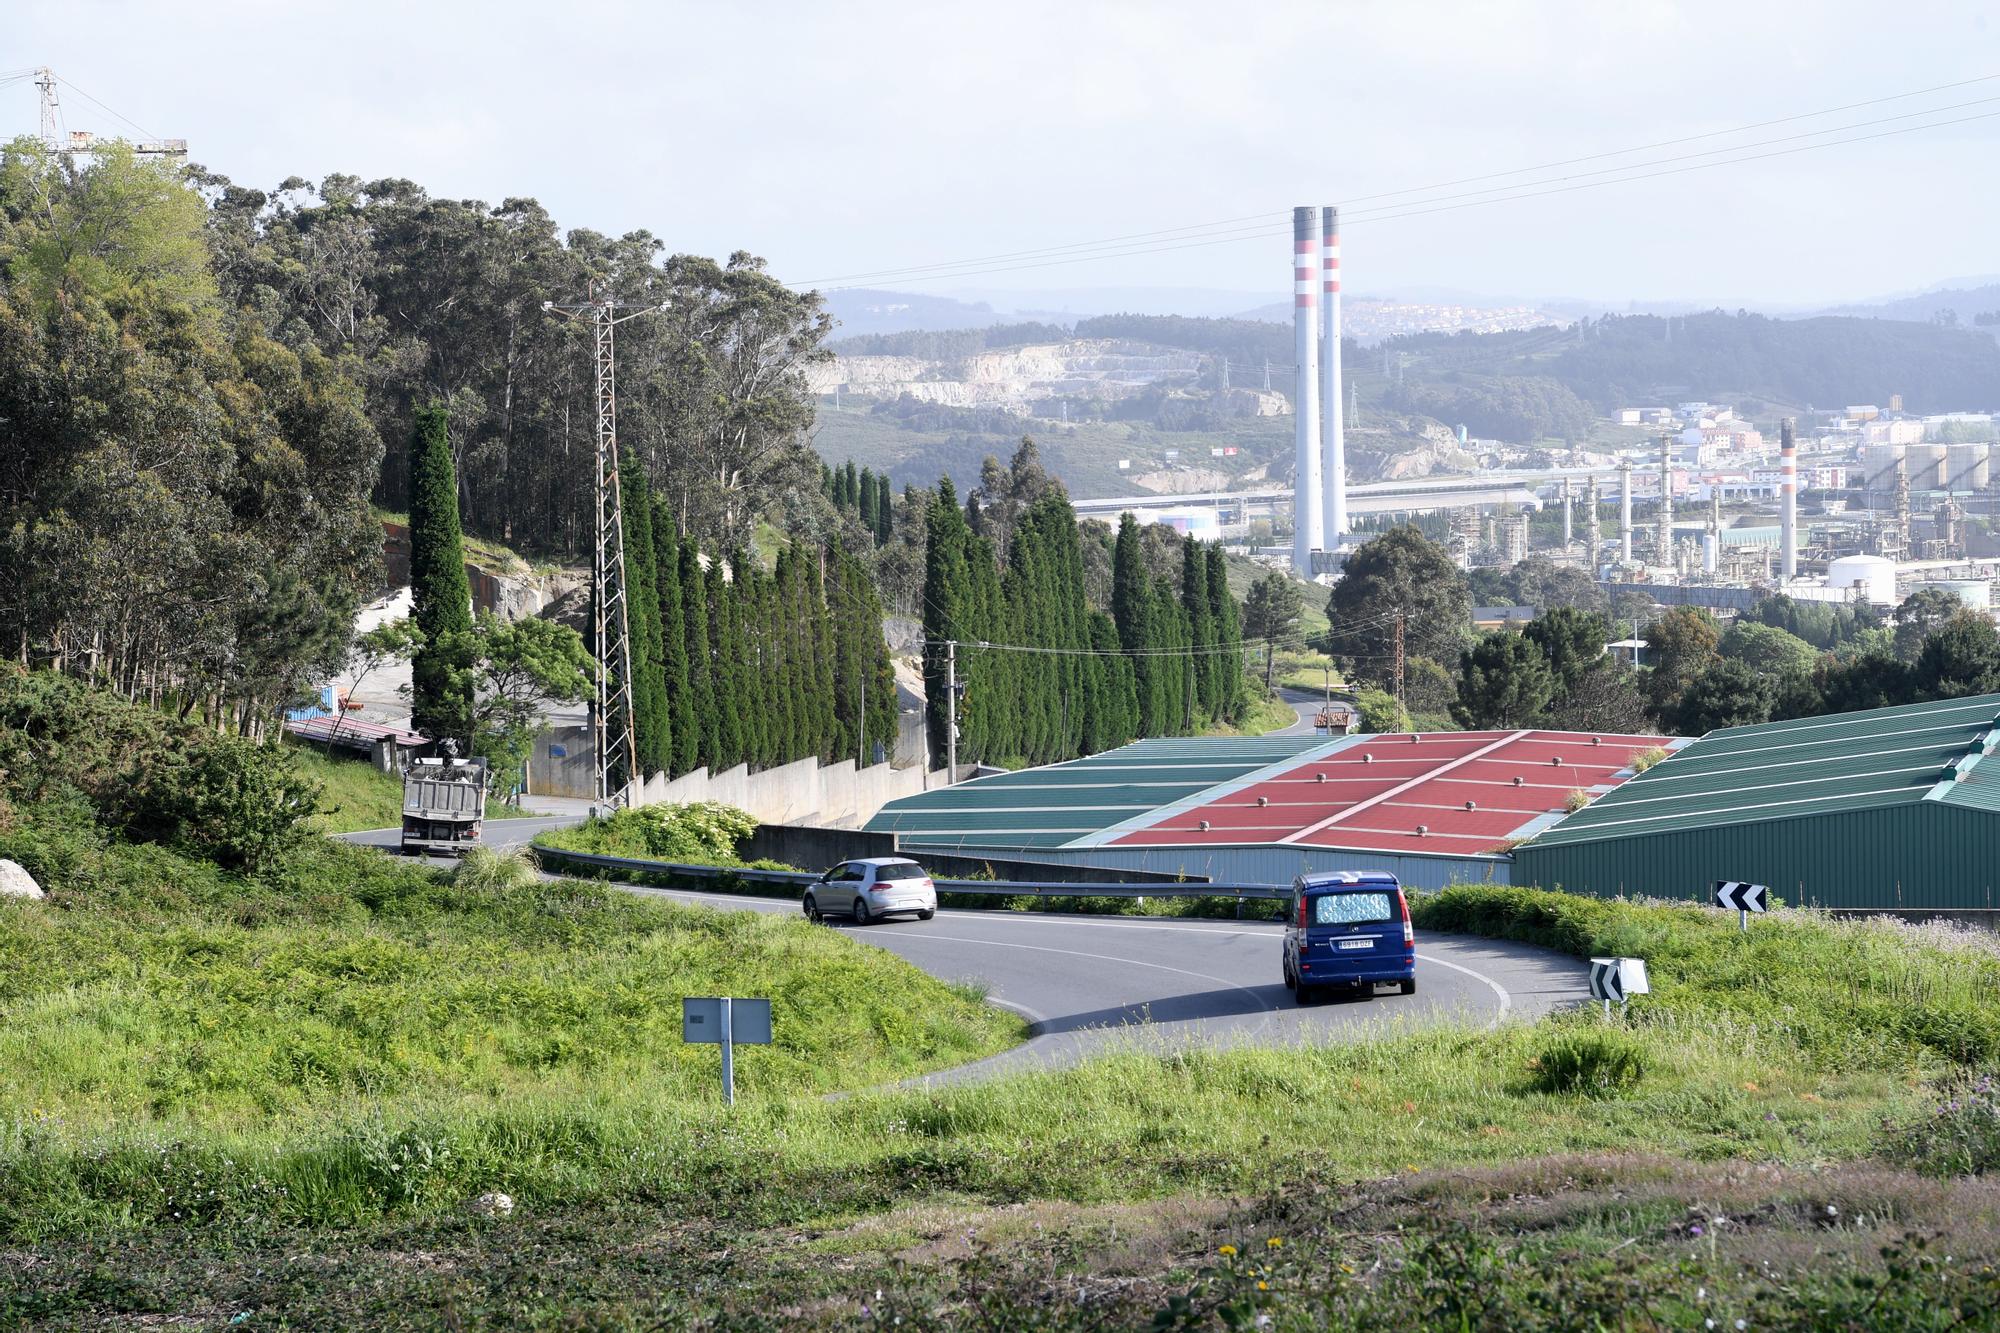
<box><xmin>529</xmin><ymin>844</ymin><xmax>1291</xmax><ymax>903</ymax></box>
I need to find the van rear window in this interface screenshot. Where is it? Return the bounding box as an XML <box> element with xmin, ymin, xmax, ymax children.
<box><xmin>1312</xmin><ymin>891</ymin><xmax>1394</xmax><ymax>925</ymax></box>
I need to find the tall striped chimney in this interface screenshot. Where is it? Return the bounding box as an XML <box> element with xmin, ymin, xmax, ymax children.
<box><xmin>1291</xmin><ymin>206</ymin><xmax>1324</xmax><ymax>573</ymax></box>
<box><xmin>1320</xmin><ymin>206</ymin><xmax>1347</xmax><ymax>542</ymax></box>
<box><xmin>1658</xmin><ymin>432</ymin><xmax>1674</xmax><ymax>563</ymax></box>
<box><xmin>1619</xmin><ymin>460</ymin><xmax>1634</xmax><ymax>564</ymax></box>
<box><xmin>1779</xmin><ymin>417</ymin><xmax>1798</xmax><ymax>581</ymax></box>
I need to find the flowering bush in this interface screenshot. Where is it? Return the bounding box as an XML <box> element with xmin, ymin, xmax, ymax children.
<box><xmin>1878</xmin><ymin>1072</ymin><xmax>2000</xmax><ymax>1177</ymax></box>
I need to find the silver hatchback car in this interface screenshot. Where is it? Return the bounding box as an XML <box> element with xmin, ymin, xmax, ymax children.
<box><xmin>803</xmin><ymin>857</ymin><xmax>938</xmax><ymax>925</ymax></box>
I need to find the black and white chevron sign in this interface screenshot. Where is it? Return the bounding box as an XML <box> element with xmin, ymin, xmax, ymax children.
<box><xmin>1588</xmin><ymin>958</ymin><xmax>1626</xmax><ymax>1004</ymax></box>
<box><xmin>1712</xmin><ymin>880</ymin><xmax>1768</xmax><ymax>914</ymax></box>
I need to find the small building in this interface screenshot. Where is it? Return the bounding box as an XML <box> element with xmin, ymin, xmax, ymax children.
<box><xmin>1511</xmin><ymin>693</ymin><xmax>2000</xmax><ymax>909</ymax></box>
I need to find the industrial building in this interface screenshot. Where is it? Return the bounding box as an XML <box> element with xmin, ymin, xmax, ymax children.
<box><xmin>866</xmin><ymin>729</ymin><xmax>1669</xmax><ymax>889</ymax></box>
<box><xmin>1511</xmin><ymin>692</ymin><xmax>2000</xmax><ymax>910</ymax></box>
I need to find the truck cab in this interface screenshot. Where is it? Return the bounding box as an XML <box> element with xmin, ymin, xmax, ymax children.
<box><xmin>1281</xmin><ymin>871</ymin><xmax>1416</xmax><ymax>1004</ymax></box>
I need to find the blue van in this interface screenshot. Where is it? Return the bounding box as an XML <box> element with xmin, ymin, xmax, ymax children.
<box><xmin>1281</xmin><ymin>871</ymin><xmax>1416</xmax><ymax>1004</ymax></box>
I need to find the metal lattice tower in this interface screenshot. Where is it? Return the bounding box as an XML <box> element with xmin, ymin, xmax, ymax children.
<box><xmin>544</xmin><ymin>292</ymin><xmax>667</xmax><ymax>808</ymax></box>
<box><xmin>35</xmin><ymin>68</ymin><xmax>58</xmax><ymax>149</ymax></box>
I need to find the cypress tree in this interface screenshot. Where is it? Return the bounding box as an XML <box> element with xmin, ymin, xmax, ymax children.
<box><xmin>407</xmin><ymin>405</ymin><xmax>475</xmax><ymax>745</ymax></box>
<box><xmin>873</xmin><ymin>473</ymin><xmax>895</xmax><ymax>544</ymax></box>
<box><xmin>1090</xmin><ymin>611</ymin><xmax>1138</xmax><ymax>749</ymax></box>
<box><xmin>708</xmin><ymin>559</ymin><xmax>744</xmax><ymax>770</ymax></box>
<box><xmin>620</xmin><ymin>452</ymin><xmax>672</xmax><ymax>778</ymax></box>
<box><xmin>807</xmin><ymin>550</ymin><xmax>839</xmax><ymax>759</ymax></box>
<box><xmin>922</xmin><ymin>479</ymin><xmax>972</xmax><ymax>765</ymax></box>
<box><xmin>1206</xmin><ymin>545</ymin><xmax>1243</xmax><ymax>723</ymax></box>
<box><xmin>1182</xmin><ymin>539</ymin><xmax>1215</xmax><ymax>724</ymax></box>
<box><xmin>679</xmin><ymin>540</ymin><xmax>719</xmax><ymax>770</ymax></box>
<box><xmin>653</xmin><ymin>500</ymin><xmax>695</xmax><ymax>776</ymax></box>
<box><xmin>858</xmin><ymin>469</ymin><xmax>879</xmax><ymax>535</ymax></box>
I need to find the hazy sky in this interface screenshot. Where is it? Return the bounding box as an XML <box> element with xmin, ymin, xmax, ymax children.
<box><xmin>8</xmin><ymin>1</ymin><xmax>1997</xmax><ymax>307</ymax></box>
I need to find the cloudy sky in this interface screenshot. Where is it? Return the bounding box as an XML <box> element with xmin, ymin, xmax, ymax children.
<box><xmin>8</xmin><ymin>1</ymin><xmax>1996</xmax><ymax>307</ymax></box>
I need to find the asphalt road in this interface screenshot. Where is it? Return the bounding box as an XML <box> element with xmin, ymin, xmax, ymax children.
<box><xmin>345</xmin><ymin>819</ymin><xmax>1589</xmax><ymax>1083</ymax></box>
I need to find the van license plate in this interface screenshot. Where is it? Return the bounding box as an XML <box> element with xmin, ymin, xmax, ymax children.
<box><xmin>1338</xmin><ymin>938</ymin><xmax>1373</xmax><ymax>950</ymax></box>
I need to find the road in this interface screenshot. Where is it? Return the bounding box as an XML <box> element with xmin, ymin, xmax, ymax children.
<box><xmin>346</xmin><ymin>819</ymin><xmax>1589</xmax><ymax>1083</ymax></box>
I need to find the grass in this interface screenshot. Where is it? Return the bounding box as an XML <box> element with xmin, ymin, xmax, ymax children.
<box><xmin>289</xmin><ymin>741</ymin><xmax>533</xmax><ymax>834</ymax></box>
<box><xmin>1201</xmin><ymin>689</ymin><xmax>1299</xmax><ymax>738</ymax></box>
<box><xmin>1271</xmin><ymin>648</ymin><xmax>1343</xmax><ymax>695</ymax></box>
<box><xmin>8</xmin><ymin>799</ymin><xmax>2000</xmax><ymax>1324</ymax></box>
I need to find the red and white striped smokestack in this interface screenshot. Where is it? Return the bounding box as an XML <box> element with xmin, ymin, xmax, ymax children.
<box><xmin>1320</xmin><ymin>206</ymin><xmax>1347</xmax><ymax>541</ymax></box>
<box><xmin>1780</xmin><ymin>417</ymin><xmax>1797</xmax><ymax>581</ymax></box>
<box><xmin>1291</xmin><ymin>206</ymin><xmax>1323</xmax><ymax>573</ymax></box>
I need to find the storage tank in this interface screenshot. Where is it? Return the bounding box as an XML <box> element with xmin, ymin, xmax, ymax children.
<box><xmin>1945</xmin><ymin>443</ymin><xmax>1991</xmax><ymax>492</ymax></box>
<box><xmin>1930</xmin><ymin>579</ymin><xmax>1993</xmax><ymax>612</ymax></box>
<box><xmin>1826</xmin><ymin>554</ymin><xmax>1897</xmax><ymax>605</ymax></box>
<box><xmin>1904</xmin><ymin>444</ymin><xmax>1947</xmax><ymax>490</ymax></box>
<box><xmin>1860</xmin><ymin>443</ymin><xmax>1905</xmax><ymax>492</ymax></box>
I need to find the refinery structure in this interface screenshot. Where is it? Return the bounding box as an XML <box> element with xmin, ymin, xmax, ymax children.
<box><xmin>1263</xmin><ymin>198</ymin><xmax>1998</xmax><ymax>617</ymax></box>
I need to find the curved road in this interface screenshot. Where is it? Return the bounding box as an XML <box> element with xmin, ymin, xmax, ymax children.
<box><xmin>347</xmin><ymin>819</ymin><xmax>1589</xmax><ymax>1082</ymax></box>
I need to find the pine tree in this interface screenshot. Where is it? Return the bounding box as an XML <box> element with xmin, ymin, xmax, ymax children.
<box><xmin>407</xmin><ymin>404</ymin><xmax>475</xmax><ymax>744</ymax></box>
<box><xmin>679</xmin><ymin>540</ymin><xmax>719</xmax><ymax>771</ymax></box>
<box><xmin>652</xmin><ymin>500</ymin><xmax>695</xmax><ymax>776</ymax></box>
<box><xmin>620</xmin><ymin>451</ymin><xmax>672</xmax><ymax>777</ymax></box>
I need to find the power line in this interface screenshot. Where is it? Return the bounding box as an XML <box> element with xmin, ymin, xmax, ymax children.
<box><xmin>792</xmin><ymin>80</ymin><xmax>2000</xmax><ymax>290</ymax></box>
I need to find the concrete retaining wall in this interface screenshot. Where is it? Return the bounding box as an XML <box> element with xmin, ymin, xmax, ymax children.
<box><xmin>632</xmin><ymin>755</ymin><xmax>926</xmax><ymax>827</ymax></box>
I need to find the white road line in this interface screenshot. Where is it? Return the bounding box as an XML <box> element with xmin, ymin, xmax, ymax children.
<box><xmin>909</xmin><ymin>931</ymin><xmax>1280</xmax><ymax>1023</ymax></box>
<box><xmin>1416</xmin><ymin>952</ymin><xmax>1512</xmax><ymax>1026</ymax></box>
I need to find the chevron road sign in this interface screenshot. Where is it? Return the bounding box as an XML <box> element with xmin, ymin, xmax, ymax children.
<box><xmin>1713</xmin><ymin>880</ymin><xmax>1769</xmax><ymax>932</ymax></box>
<box><xmin>1588</xmin><ymin>956</ymin><xmax>1650</xmax><ymax>1016</ymax></box>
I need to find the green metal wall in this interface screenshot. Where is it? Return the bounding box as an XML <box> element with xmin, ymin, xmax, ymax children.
<box><xmin>1510</xmin><ymin>801</ymin><xmax>2000</xmax><ymax>911</ymax></box>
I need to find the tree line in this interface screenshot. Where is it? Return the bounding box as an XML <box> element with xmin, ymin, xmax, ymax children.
<box><xmin>920</xmin><ymin>441</ymin><xmax>1246</xmax><ymax>768</ymax></box>
<box><xmin>200</xmin><ymin>169</ymin><xmax>833</xmax><ymax>555</ymax></box>
<box><xmin>618</xmin><ymin>453</ymin><xmax>895</xmax><ymax>785</ymax></box>
<box><xmin>0</xmin><ymin>140</ymin><xmax>380</xmax><ymax>730</ymax></box>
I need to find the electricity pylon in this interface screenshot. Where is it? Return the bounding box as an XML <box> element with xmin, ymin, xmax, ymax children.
<box><xmin>542</xmin><ymin>291</ymin><xmax>667</xmax><ymax>809</ymax></box>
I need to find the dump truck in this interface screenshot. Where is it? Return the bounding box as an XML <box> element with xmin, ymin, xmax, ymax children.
<box><xmin>399</xmin><ymin>741</ymin><xmax>489</xmax><ymax>857</ymax></box>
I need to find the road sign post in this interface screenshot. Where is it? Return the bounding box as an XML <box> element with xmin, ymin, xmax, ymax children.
<box><xmin>683</xmin><ymin>997</ymin><xmax>773</xmax><ymax>1106</ymax></box>
<box><xmin>1588</xmin><ymin>956</ymin><xmax>1649</xmax><ymax>1019</ymax></box>
<box><xmin>1712</xmin><ymin>880</ymin><xmax>1769</xmax><ymax>934</ymax></box>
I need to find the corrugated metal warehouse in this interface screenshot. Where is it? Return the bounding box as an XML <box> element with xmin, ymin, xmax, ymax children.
<box><xmin>1511</xmin><ymin>692</ymin><xmax>2000</xmax><ymax>910</ymax></box>
<box><xmin>866</xmin><ymin>729</ymin><xmax>1669</xmax><ymax>889</ymax></box>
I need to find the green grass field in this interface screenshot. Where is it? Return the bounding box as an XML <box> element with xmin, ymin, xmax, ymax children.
<box><xmin>6</xmin><ymin>800</ymin><xmax>2000</xmax><ymax>1325</ymax></box>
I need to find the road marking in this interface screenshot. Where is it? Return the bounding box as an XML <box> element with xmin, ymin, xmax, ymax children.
<box><xmin>601</xmin><ymin>883</ymin><xmax>1516</xmax><ymax>1029</ymax></box>
<box><xmin>1415</xmin><ymin>952</ymin><xmax>1512</xmax><ymax>1026</ymax></box>
<box><xmin>908</xmin><ymin>931</ymin><xmax>1280</xmax><ymax>1022</ymax></box>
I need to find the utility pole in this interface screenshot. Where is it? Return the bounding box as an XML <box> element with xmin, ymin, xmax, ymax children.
<box><xmin>1393</xmin><ymin>613</ymin><xmax>1406</xmax><ymax>719</ymax></box>
<box><xmin>543</xmin><ymin>290</ymin><xmax>668</xmax><ymax>810</ymax></box>
<box><xmin>944</xmin><ymin>639</ymin><xmax>958</xmax><ymax>783</ymax></box>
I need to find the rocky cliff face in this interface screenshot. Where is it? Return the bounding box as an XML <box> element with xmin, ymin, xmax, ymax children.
<box><xmin>379</xmin><ymin>522</ymin><xmax>585</xmax><ymax>622</ymax></box>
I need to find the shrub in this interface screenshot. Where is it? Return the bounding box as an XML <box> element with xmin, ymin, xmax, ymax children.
<box><xmin>1562</xmin><ymin>788</ymin><xmax>1592</xmax><ymax>813</ymax></box>
<box><xmin>130</xmin><ymin>735</ymin><xmax>320</xmax><ymax>871</ymax></box>
<box><xmin>1525</xmin><ymin>1030</ymin><xmax>1647</xmax><ymax>1096</ymax></box>
<box><xmin>1878</xmin><ymin>1072</ymin><xmax>2000</xmax><ymax>1177</ymax></box>
<box><xmin>452</xmin><ymin>845</ymin><xmax>538</xmax><ymax>894</ymax></box>
<box><xmin>1630</xmin><ymin>745</ymin><xmax>1669</xmax><ymax>772</ymax></box>
<box><xmin>536</xmin><ymin>801</ymin><xmax>757</xmax><ymax>864</ymax></box>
